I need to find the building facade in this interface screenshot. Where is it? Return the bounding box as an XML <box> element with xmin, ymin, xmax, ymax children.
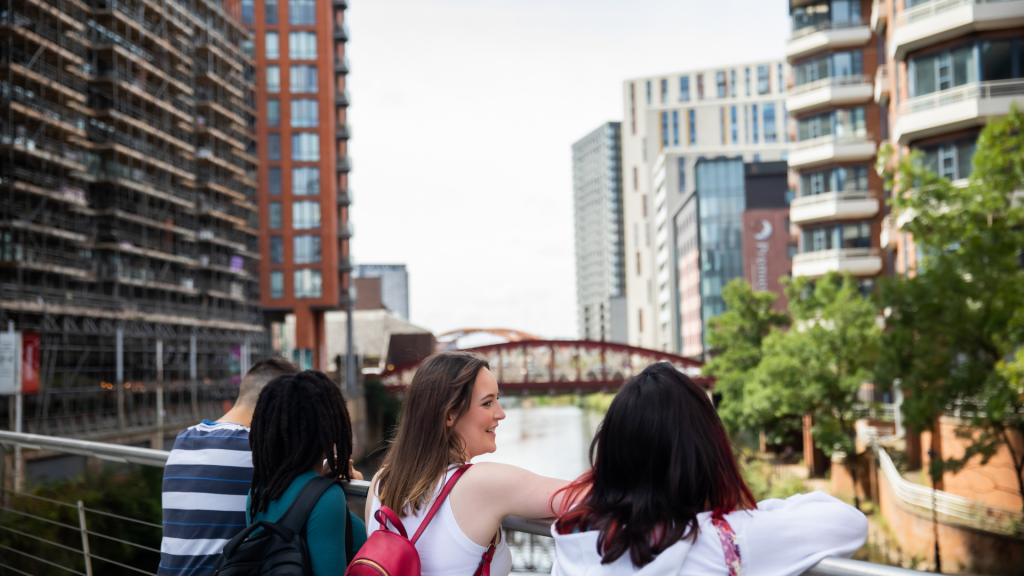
<box><xmin>1</xmin><ymin>0</ymin><xmax>261</xmax><ymax>385</ymax></box>
<box><xmin>354</xmin><ymin>264</ymin><xmax>409</xmax><ymax>320</ymax></box>
<box><xmin>873</xmin><ymin>0</ymin><xmax>1024</xmax><ymax>275</ymax></box>
<box><xmin>244</xmin><ymin>0</ymin><xmax>353</xmax><ymax>371</ymax></box>
<box><xmin>785</xmin><ymin>0</ymin><xmax>886</xmax><ymax>290</ymax></box>
<box><xmin>622</xmin><ymin>61</ymin><xmax>791</xmax><ymax>353</ymax></box>
<box><xmin>572</xmin><ymin>122</ymin><xmax>625</xmax><ymax>342</ymax></box>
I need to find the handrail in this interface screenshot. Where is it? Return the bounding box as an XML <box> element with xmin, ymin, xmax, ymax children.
<box><xmin>895</xmin><ymin>0</ymin><xmax>1016</xmax><ymax>27</ymax></box>
<box><xmin>790</xmin><ymin>75</ymin><xmax>870</xmax><ymax>96</ymax></box>
<box><xmin>0</xmin><ymin>431</ymin><xmax>941</xmax><ymax>575</ymax></box>
<box><xmin>795</xmin><ymin>132</ymin><xmax>875</xmax><ymax>150</ymax></box>
<box><xmin>899</xmin><ymin>79</ymin><xmax>1024</xmax><ymax>115</ymax></box>
<box><xmin>793</xmin><ymin>247</ymin><xmax>881</xmax><ymax>263</ymax></box>
<box><xmin>791</xmin><ymin>190</ymin><xmax>876</xmax><ymax>207</ymax></box>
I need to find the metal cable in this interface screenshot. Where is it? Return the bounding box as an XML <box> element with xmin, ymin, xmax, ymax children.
<box><xmin>0</xmin><ymin>560</ymin><xmax>38</xmax><ymax>576</ymax></box>
<box><xmin>0</xmin><ymin>544</ymin><xmax>85</xmax><ymax>575</ymax></box>
<box><xmin>0</xmin><ymin>505</ymin><xmax>81</xmax><ymax>531</ymax></box>
<box><xmin>85</xmin><ymin>529</ymin><xmax>161</xmax><ymax>553</ymax></box>
<box><xmin>0</xmin><ymin>524</ymin><xmax>86</xmax><ymax>555</ymax></box>
<box><xmin>82</xmin><ymin>507</ymin><xmax>162</xmax><ymax>529</ymax></box>
<box><xmin>1</xmin><ymin>489</ymin><xmax>79</xmax><ymax>509</ymax></box>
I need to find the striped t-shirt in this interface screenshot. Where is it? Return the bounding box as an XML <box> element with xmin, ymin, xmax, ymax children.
<box><xmin>159</xmin><ymin>421</ymin><xmax>253</xmax><ymax>576</ymax></box>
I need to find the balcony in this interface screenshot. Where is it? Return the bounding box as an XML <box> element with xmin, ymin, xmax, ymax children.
<box><xmin>335</xmin><ymin>55</ymin><xmax>351</xmax><ymax>73</ymax></box>
<box><xmin>871</xmin><ymin>0</ymin><xmax>888</xmax><ymax>33</ymax></box>
<box><xmin>787</xmin><ymin>19</ymin><xmax>872</xmax><ymax>62</ymax></box>
<box><xmin>790</xmin><ymin>191</ymin><xmax>880</xmax><ymax>226</ymax></box>
<box><xmin>339</xmin><ymin>254</ymin><xmax>355</xmax><ymax>271</ymax></box>
<box><xmin>788</xmin><ymin>133</ymin><xmax>877</xmax><ymax>169</ymax></box>
<box><xmin>874</xmin><ymin>65</ymin><xmax>890</xmax><ymax>104</ymax></box>
<box><xmin>338</xmin><ymin>220</ymin><xmax>354</xmax><ymax>239</ymax></box>
<box><xmin>336</xmin><ymin>122</ymin><xmax>352</xmax><ymax>139</ymax></box>
<box><xmin>880</xmin><ymin>215</ymin><xmax>896</xmax><ymax>251</ymax></box>
<box><xmin>891</xmin><ymin>0</ymin><xmax>1024</xmax><ymax>61</ymax></box>
<box><xmin>894</xmin><ymin>79</ymin><xmax>1024</xmax><ymax>144</ymax></box>
<box><xmin>333</xmin><ymin>0</ymin><xmax>348</xmax><ymax>6</ymax></box>
<box><xmin>337</xmin><ymin>155</ymin><xmax>352</xmax><ymax>172</ymax></box>
<box><xmin>336</xmin><ymin>88</ymin><xmax>351</xmax><ymax>106</ymax></box>
<box><xmin>337</xmin><ymin>187</ymin><xmax>352</xmax><ymax>205</ymax></box>
<box><xmin>792</xmin><ymin>248</ymin><xmax>883</xmax><ymax>278</ymax></box>
<box><xmin>786</xmin><ymin>75</ymin><xmax>874</xmax><ymax>114</ymax></box>
<box><xmin>335</xmin><ymin>23</ymin><xmax>350</xmax><ymax>40</ymax></box>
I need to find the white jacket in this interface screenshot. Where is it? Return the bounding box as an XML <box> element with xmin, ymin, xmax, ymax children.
<box><xmin>551</xmin><ymin>491</ymin><xmax>867</xmax><ymax>576</ymax></box>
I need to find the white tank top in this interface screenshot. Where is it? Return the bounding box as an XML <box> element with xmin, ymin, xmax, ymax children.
<box><xmin>368</xmin><ymin>467</ymin><xmax>512</xmax><ymax>576</ymax></box>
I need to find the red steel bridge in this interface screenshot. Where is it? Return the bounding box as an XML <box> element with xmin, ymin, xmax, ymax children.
<box><xmin>379</xmin><ymin>340</ymin><xmax>710</xmax><ymax>395</ymax></box>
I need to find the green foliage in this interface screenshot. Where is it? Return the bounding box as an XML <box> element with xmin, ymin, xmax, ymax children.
<box><xmin>876</xmin><ymin>106</ymin><xmax>1024</xmax><ymax>509</ymax></box>
<box><xmin>739</xmin><ymin>456</ymin><xmax>808</xmax><ymax>502</ymax></box>
<box><xmin>0</xmin><ymin>466</ymin><xmax>163</xmax><ymax>575</ymax></box>
<box><xmin>704</xmin><ymin>279</ymin><xmax>790</xmax><ymax>434</ymax></box>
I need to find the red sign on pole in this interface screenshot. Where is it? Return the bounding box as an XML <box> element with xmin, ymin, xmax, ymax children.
<box><xmin>21</xmin><ymin>332</ymin><xmax>40</xmax><ymax>394</ymax></box>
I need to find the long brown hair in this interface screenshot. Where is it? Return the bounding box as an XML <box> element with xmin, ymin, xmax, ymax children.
<box><xmin>376</xmin><ymin>351</ymin><xmax>489</xmax><ymax>513</ymax></box>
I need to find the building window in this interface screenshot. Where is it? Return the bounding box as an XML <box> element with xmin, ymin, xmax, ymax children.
<box><xmin>266</xmin><ymin>66</ymin><xmax>280</xmax><ymax>93</ymax></box>
<box><xmin>679</xmin><ymin>76</ymin><xmax>690</xmax><ymax>101</ymax></box>
<box><xmin>720</xmin><ymin>107</ymin><xmax>727</xmax><ymax>144</ymax></box>
<box><xmin>289</xmin><ymin>32</ymin><xmax>318</xmax><ymax>59</ymax></box>
<box><xmin>797</xmin><ymin>107</ymin><xmax>866</xmax><ymax>141</ymax></box>
<box><xmin>269</xmin><ymin>202</ymin><xmax>282</xmax><ymax>229</ymax></box>
<box><xmin>633</xmin><ymin>167</ymin><xmax>638</xmax><ymax>190</ymax></box>
<box><xmin>292</xmin><ymin>133</ymin><xmax>320</xmax><ymax>161</ymax></box>
<box><xmin>294</xmin><ymin>235</ymin><xmax>322</xmax><ymax>264</ymax></box>
<box><xmin>242</xmin><ymin>0</ymin><xmax>254</xmax><ymax>24</ymax></box>
<box><xmin>294</xmin><ymin>269</ymin><xmax>322</xmax><ymax>298</ymax></box>
<box><xmin>697</xmin><ymin>74</ymin><xmax>704</xmax><ymax>100</ymax></box>
<box><xmin>730</xmin><ymin>106</ymin><xmax>738</xmax><ymax>144</ymax></box>
<box><xmin>293</xmin><ymin>167</ymin><xmax>320</xmax><ymax>195</ymax></box>
<box><xmin>293</xmin><ymin>200</ymin><xmax>321</xmax><ymax>229</ymax></box>
<box><xmin>744</xmin><ymin>106</ymin><xmax>750</xmax><ymax>144</ymax></box>
<box><xmin>764</xmin><ymin>103</ymin><xmax>777</xmax><ymax>143</ymax></box>
<box><xmin>678</xmin><ymin>158</ymin><xmax>686</xmax><ymax>192</ymax></box>
<box><xmin>661</xmin><ymin>78</ymin><xmax>668</xmax><ymax>103</ymax></box>
<box><xmin>787</xmin><ymin>243</ymin><xmax>798</xmax><ymax>259</ymax></box>
<box><xmin>795</xmin><ymin>51</ymin><xmax>864</xmax><ymax>86</ymax></box>
<box><xmin>242</xmin><ymin>40</ymin><xmax>255</xmax><ymax>59</ymax></box>
<box><xmin>730</xmin><ymin>70</ymin><xmax>737</xmax><ymax>97</ymax></box>
<box><xmin>291</xmin><ymin>99</ymin><xmax>319</xmax><ymax>127</ymax></box>
<box><xmin>265</xmin><ymin>32</ymin><xmax>279</xmax><ymax>59</ymax></box>
<box><xmin>982</xmin><ymin>39</ymin><xmax>1014</xmax><ymax>81</ymax></box>
<box><xmin>630</xmin><ymin>83</ymin><xmax>636</xmax><ymax>133</ymax></box>
<box><xmin>910</xmin><ymin>44</ymin><xmax>977</xmax><ymax>97</ymax></box>
<box><xmin>268</xmin><ymin>167</ymin><xmax>281</xmax><ymax>195</ymax></box>
<box><xmin>758</xmin><ymin>65</ymin><xmax>770</xmax><ymax>94</ymax></box>
<box><xmin>661</xmin><ymin>112</ymin><xmax>669</xmax><ymax>148</ymax></box>
<box><xmin>922</xmin><ymin>139</ymin><xmax>976</xmax><ymax>181</ymax></box>
<box><xmin>672</xmin><ymin>110</ymin><xmax>679</xmax><ymax>146</ymax></box>
<box><xmin>802</xmin><ymin>221</ymin><xmax>872</xmax><ymax>252</ymax></box>
<box><xmin>267</xmin><ymin>134</ymin><xmax>281</xmax><ymax>160</ymax></box>
<box><xmin>717</xmin><ymin>71</ymin><xmax>726</xmax><ymax>98</ymax></box>
<box><xmin>688</xmin><ymin>109</ymin><xmax>696</xmax><ymax>145</ymax></box>
<box><xmin>270</xmin><ymin>236</ymin><xmax>284</xmax><ymax>264</ymax></box>
<box><xmin>265</xmin><ymin>0</ymin><xmax>278</xmax><ymax>24</ymax></box>
<box><xmin>267</xmin><ymin>99</ymin><xmax>279</xmax><ymax>127</ymax></box>
<box><xmin>752</xmin><ymin>104</ymin><xmax>759</xmax><ymax>143</ymax></box>
<box><xmin>800</xmin><ymin>166</ymin><xmax>869</xmax><ymax>195</ymax></box>
<box><xmin>270</xmin><ymin>271</ymin><xmax>284</xmax><ymax>299</ymax></box>
<box><xmin>636</xmin><ymin>252</ymin><xmax>642</xmax><ymax>275</ymax></box>
<box><xmin>290</xmin><ymin>0</ymin><xmax>316</xmax><ymax>25</ymax></box>
<box><xmin>778</xmin><ymin>63</ymin><xmax>785</xmax><ymax>93</ymax></box>
<box><xmin>745</xmin><ymin>67</ymin><xmax>751</xmax><ymax>95</ymax></box>
<box><xmin>792</xmin><ymin>0</ymin><xmax>860</xmax><ymax>33</ymax></box>
<box><xmin>290</xmin><ymin>65</ymin><xmax>318</xmax><ymax>93</ymax></box>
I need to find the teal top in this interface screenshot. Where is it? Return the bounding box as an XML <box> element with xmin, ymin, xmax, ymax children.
<box><xmin>246</xmin><ymin>471</ymin><xmax>368</xmax><ymax>575</ymax></box>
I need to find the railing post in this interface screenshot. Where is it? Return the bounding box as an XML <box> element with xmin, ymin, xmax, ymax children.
<box><xmin>155</xmin><ymin>340</ymin><xmax>164</xmax><ymax>449</ymax></box>
<box><xmin>77</xmin><ymin>500</ymin><xmax>94</xmax><ymax>576</ymax></box>
<box><xmin>116</xmin><ymin>327</ymin><xmax>125</xmax><ymax>432</ymax></box>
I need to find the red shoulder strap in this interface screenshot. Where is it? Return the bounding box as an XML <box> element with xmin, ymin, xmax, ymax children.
<box><xmin>410</xmin><ymin>464</ymin><xmax>471</xmax><ymax>544</ymax></box>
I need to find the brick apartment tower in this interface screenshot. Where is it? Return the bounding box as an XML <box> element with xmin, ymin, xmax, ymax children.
<box><xmin>244</xmin><ymin>0</ymin><xmax>352</xmax><ymax>371</ymax></box>
<box><xmin>786</xmin><ymin>0</ymin><xmax>886</xmax><ymax>292</ymax></box>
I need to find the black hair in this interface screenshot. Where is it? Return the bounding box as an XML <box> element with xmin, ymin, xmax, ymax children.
<box><xmin>237</xmin><ymin>357</ymin><xmax>300</xmax><ymax>406</ymax></box>
<box><xmin>249</xmin><ymin>370</ymin><xmax>354</xmax><ymax>515</ymax></box>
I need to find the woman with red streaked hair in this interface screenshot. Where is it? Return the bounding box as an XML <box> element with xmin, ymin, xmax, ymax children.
<box><xmin>551</xmin><ymin>362</ymin><xmax>867</xmax><ymax>576</ymax></box>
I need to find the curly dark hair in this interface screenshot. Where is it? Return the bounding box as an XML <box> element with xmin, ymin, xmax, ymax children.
<box><xmin>249</xmin><ymin>370</ymin><xmax>354</xmax><ymax>515</ymax></box>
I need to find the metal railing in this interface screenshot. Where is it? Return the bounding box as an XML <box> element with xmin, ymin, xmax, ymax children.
<box><xmin>795</xmin><ymin>132</ymin><xmax>875</xmax><ymax>150</ymax></box>
<box><xmin>791</xmin><ymin>17</ymin><xmax>867</xmax><ymax>40</ymax></box>
<box><xmin>896</xmin><ymin>0</ymin><xmax>1018</xmax><ymax>27</ymax></box>
<box><xmin>899</xmin><ymin>79</ymin><xmax>1024</xmax><ymax>116</ymax></box>
<box><xmin>791</xmin><ymin>190</ymin><xmax>877</xmax><ymax>209</ymax></box>
<box><xmin>793</xmin><ymin>247</ymin><xmax>882</xmax><ymax>265</ymax></box>
<box><xmin>0</xmin><ymin>431</ymin><xmax>940</xmax><ymax>576</ymax></box>
<box><xmin>790</xmin><ymin>74</ymin><xmax>871</xmax><ymax>96</ymax></box>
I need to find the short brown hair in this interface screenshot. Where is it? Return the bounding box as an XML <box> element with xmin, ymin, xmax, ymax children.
<box><xmin>376</xmin><ymin>351</ymin><xmax>489</xmax><ymax>514</ymax></box>
<box><xmin>236</xmin><ymin>357</ymin><xmax>299</xmax><ymax>406</ymax></box>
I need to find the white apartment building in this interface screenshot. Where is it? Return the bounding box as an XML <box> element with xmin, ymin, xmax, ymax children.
<box><xmin>622</xmin><ymin>61</ymin><xmax>792</xmax><ymax>354</ymax></box>
<box><xmin>572</xmin><ymin>122</ymin><xmax>626</xmax><ymax>342</ymax></box>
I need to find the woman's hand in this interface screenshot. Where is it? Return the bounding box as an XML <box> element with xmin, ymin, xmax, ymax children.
<box><xmin>348</xmin><ymin>459</ymin><xmax>364</xmax><ymax>481</ymax></box>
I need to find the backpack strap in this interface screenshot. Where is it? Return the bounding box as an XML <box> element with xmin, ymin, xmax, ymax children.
<box><xmin>711</xmin><ymin>516</ymin><xmax>743</xmax><ymax>576</ymax></box>
<box><xmin>345</xmin><ymin>510</ymin><xmax>355</xmax><ymax>566</ymax></box>
<box><xmin>410</xmin><ymin>464</ymin><xmax>471</xmax><ymax>544</ymax></box>
<box><xmin>278</xmin><ymin>475</ymin><xmax>340</xmax><ymax>534</ymax></box>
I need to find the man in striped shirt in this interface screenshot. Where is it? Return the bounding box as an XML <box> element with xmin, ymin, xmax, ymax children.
<box><xmin>159</xmin><ymin>358</ymin><xmax>299</xmax><ymax>576</ymax></box>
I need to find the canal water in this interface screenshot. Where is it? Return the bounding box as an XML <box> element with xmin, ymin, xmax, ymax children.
<box><xmin>471</xmin><ymin>403</ymin><xmax>606</xmax><ymax>573</ymax></box>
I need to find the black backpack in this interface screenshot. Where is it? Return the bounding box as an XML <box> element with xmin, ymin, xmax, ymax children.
<box><xmin>213</xmin><ymin>476</ymin><xmax>356</xmax><ymax>576</ymax></box>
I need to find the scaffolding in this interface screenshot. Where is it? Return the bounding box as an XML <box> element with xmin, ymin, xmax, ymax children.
<box><xmin>0</xmin><ymin>0</ymin><xmax>264</xmax><ymax>429</ymax></box>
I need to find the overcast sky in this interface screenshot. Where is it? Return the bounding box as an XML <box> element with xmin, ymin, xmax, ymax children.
<box><xmin>346</xmin><ymin>0</ymin><xmax>790</xmax><ymax>338</ymax></box>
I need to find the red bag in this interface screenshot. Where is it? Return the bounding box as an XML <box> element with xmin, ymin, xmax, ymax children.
<box><xmin>346</xmin><ymin>464</ymin><xmax>499</xmax><ymax>576</ymax></box>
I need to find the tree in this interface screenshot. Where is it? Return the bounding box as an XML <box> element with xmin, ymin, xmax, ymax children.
<box><xmin>704</xmin><ymin>279</ymin><xmax>790</xmax><ymax>436</ymax></box>
<box><xmin>876</xmin><ymin>106</ymin><xmax>1024</xmax><ymax>515</ymax></box>
<box><xmin>752</xmin><ymin>273</ymin><xmax>882</xmax><ymax>508</ymax></box>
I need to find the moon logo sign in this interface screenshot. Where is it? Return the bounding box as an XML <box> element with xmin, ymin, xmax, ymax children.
<box><xmin>753</xmin><ymin>219</ymin><xmax>773</xmax><ymax>240</ymax></box>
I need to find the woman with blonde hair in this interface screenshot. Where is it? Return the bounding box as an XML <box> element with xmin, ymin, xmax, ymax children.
<box><xmin>366</xmin><ymin>351</ymin><xmax>570</xmax><ymax>576</ymax></box>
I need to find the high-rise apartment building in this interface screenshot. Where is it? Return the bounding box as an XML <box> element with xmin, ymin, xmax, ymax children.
<box><xmin>872</xmin><ymin>0</ymin><xmax>1024</xmax><ymax>274</ymax></box>
<box><xmin>572</xmin><ymin>122</ymin><xmax>625</xmax><ymax>342</ymax></box>
<box><xmin>244</xmin><ymin>0</ymin><xmax>352</xmax><ymax>371</ymax></box>
<box><xmin>785</xmin><ymin>0</ymin><xmax>886</xmax><ymax>290</ymax></box>
<box><xmin>354</xmin><ymin>264</ymin><xmax>409</xmax><ymax>320</ymax></box>
<box><xmin>622</xmin><ymin>61</ymin><xmax>791</xmax><ymax>354</ymax></box>
<box><xmin>1</xmin><ymin>0</ymin><xmax>261</xmax><ymax>385</ymax></box>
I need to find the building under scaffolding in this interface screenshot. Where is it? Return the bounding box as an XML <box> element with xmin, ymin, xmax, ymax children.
<box><xmin>0</xmin><ymin>0</ymin><xmax>265</xmax><ymax>436</ymax></box>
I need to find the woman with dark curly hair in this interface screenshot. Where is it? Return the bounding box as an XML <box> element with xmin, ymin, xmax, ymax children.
<box><xmin>246</xmin><ymin>370</ymin><xmax>367</xmax><ymax>574</ymax></box>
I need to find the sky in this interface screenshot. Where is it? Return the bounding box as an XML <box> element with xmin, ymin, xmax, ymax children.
<box><xmin>346</xmin><ymin>0</ymin><xmax>791</xmax><ymax>338</ymax></box>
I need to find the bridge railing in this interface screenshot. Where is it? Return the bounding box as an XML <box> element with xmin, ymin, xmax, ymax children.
<box><xmin>0</xmin><ymin>431</ymin><xmax>939</xmax><ymax>576</ymax></box>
